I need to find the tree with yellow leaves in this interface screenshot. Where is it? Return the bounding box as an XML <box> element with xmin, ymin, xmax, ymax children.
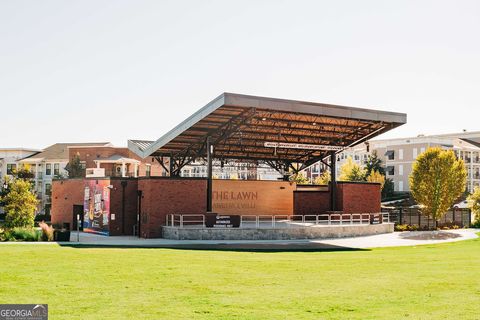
<box><xmin>410</xmin><ymin>147</ymin><xmax>467</xmax><ymax>228</ymax></box>
<box><xmin>367</xmin><ymin>170</ymin><xmax>385</xmax><ymax>189</ymax></box>
<box><xmin>339</xmin><ymin>157</ymin><xmax>366</xmax><ymax>182</ymax></box>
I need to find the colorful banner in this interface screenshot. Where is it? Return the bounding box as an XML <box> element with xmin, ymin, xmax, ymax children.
<box><xmin>83</xmin><ymin>180</ymin><xmax>110</xmax><ymax>236</ymax></box>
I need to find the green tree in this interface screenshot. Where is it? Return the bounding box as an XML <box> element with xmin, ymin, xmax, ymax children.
<box><xmin>467</xmin><ymin>186</ymin><xmax>480</xmax><ymax>226</ymax></box>
<box><xmin>364</xmin><ymin>151</ymin><xmax>385</xmax><ymax>176</ymax></box>
<box><xmin>314</xmin><ymin>170</ymin><xmax>331</xmax><ymax>185</ymax></box>
<box><xmin>409</xmin><ymin>147</ymin><xmax>467</xmax><ymax>228</ymax></box>
<box><xmin>1</xmin><ymin>179</ymin><xmax>39</xmax><ymax>228</ymax></box>
<box><xmin>382</xmin><ymin>178</ymin><xmax>395</xmax><ymax>200</ymax></box>
<box><xmin>339</xmin><ymin>157</ymin><xmax>366</xmax><ymax>182</ymax></box>
<box><xmin>65</xmin><ymin>154</ymin><xmax>85</xmax><ymax>178</ymax></box>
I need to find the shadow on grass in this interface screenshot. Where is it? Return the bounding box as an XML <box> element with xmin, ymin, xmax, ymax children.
<box><xmin>58</xmin><ymin>242</ymin><xmax>370</xmax><ymax>253</ymax></box>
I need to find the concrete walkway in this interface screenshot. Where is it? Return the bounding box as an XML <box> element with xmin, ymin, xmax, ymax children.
<box><xmin>55</xmin><ymin>228</ymin><xmax>480</xmax><ymax>249</ymax></box>
<box><xmin>316</xmin><ymin>228</ymin><xmax>478</xmax><ymax>249</ymax></box>
<box><xmin>2</xmin><ymin>229</ymin><xmax>477</xmax><ymax>250</ymax></box>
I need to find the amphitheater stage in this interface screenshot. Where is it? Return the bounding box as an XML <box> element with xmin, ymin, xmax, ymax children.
<box><xmin>162</xmin><ymin>222</ymin><xmax>394</xmax><ymax>241</ymax></box>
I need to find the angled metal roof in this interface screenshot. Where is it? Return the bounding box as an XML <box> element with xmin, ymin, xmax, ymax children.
<box><xmin>129</xmin><ymin>93</ymin><xmax>406</xmax><ymax>166</ymax></box>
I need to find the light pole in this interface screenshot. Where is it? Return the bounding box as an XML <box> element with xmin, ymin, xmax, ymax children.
<box><xmin>77</xmin><ymin>214</ymin><xmax>80</xmax><ymax>242</ymax></box>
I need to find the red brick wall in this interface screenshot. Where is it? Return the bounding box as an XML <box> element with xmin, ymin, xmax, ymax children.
<box><xmin>337</xmin><ymin>182</ymin><xmax>381</xmax><ymax>214</ymax></box>
<box><xmin>293</xmin><ymin>191</ymin><xmax>331</xmax><ymax>215</ymax></box>
<box><xmin>51</xmin><ymin>179</ymin><xmax>85</xmax><ymax>227</ymax></box>
<box><xmin>109</xmin><ymin>179</ymin><xmax>138</xmax><ymax>236</ymax></box>
<box><xmin>138</xmin><ymin>178</ymin><xmax>207</xmax><ymax>238</ymax></box>
<box><xmin>293</xmin><ymin>182</ymin><xmax>381</xmax><ymax>214</ymax></box>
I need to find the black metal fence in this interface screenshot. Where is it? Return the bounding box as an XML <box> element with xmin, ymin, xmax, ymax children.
<box><xmin>382</xmin><ymin>207</ymin><xmax>472</xmax><ymax>228</ymax></box>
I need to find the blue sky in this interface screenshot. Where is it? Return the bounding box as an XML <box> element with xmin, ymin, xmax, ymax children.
<box><xmin>1</xmin><ymin>0</ymin><xmax>479</xmax><ymax>148</ymax></box>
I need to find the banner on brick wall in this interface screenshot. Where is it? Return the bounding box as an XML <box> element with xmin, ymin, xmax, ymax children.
<box><xmin>83</xmin><ymin>180</ymin><xmax>110</xmax><ymax>236</ymax></box>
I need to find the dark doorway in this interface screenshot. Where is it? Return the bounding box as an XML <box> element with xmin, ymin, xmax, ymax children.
<box><xmin>73</xmin><ymin>205</ymin><xmax>84</xmax><ymax>231</ymax></box>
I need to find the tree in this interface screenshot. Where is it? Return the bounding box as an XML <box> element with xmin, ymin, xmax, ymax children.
<box><xmin>409</xmin><ymin>147</ymin><xmax>467</xmax><ymax>228</ymax></box>
<box><xmin>65</xmin><ymin>154</ymin><xmax>85</xmax><ymax>178</ymax></box>
<box><xmin>290</xmin><ymin>172</ymin><xmax>309</xmax><ymax>185</ymax></box>
<box><xmin>382</xmin><ymin>178</ymin><xmax>395</xmax><ymax>199</ymax></box>
<box><xmin>367</xmin><ymin>170</ymin><xmax>385</xmax><ymax>189</ymax></box>
<box><xmin>314</xmin><ymin>170</ymin><xmax>331</xmax><ymax>185</ymax></box>
<box><xmin>364</xmin><ymin>151</ymin><xmax>385</xmax><ymax>176</ymax></box>
<box><xmin>1</xmin><ymin>179</ymin><xmax>39</xmax><ymax>228</ymax></box>
<box><xmin>339</xmin><ymin>157</ymin><xmax>366</xmax><ymax>182</ymax></box>
<box><xmin>467</xmin><ymin>186</ymin><xmax>480</xmax><ymax>225</ymax></box>
<box><xmin>12</xmin><ymin>168</ymin><xmax>35</xmax><ymax>180</ymax></box>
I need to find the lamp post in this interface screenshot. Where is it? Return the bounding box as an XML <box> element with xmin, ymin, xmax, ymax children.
<box><xmin>77</xmin><ymin>214</ymin><xmax>80</xmax><ymax>242</ymax></box>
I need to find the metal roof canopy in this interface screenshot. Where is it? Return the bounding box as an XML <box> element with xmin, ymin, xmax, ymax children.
<box><xmin>130</xmin><ymin>93</ymin><xmax>406</xmax><ymax>170</ymax></box>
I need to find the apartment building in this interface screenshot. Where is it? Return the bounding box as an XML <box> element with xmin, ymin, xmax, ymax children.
<box><xmin>303</xmin><ymin>131</ymin><xmax>480</xmax><ymax>193</ymax></box>
<box><xmin>181</xmin><ymin>160</ymin><xmax>282</xmax><ymax>180</ymax></box>
<box><xmin>18</xmin><ymin>143</ymin><xmax>111</xmax><ymax>214</ymax></box>
<box><xmin>0</xmin><ymin>148</ymin><xmax>41</xmax><ymax>214</ymax></box>
<box><xmin>303</xmin><ymin>146</ymin><xmax>368</xmax><ymax>183</ymax></box>
<box><xmin>369</xmin><ymin>132</ymin><xmax>480</xmax><ymax>193</ymax></box>
<box><xmin>68</xmin><ymin>145</ymin><xmax>165</xmax><ymax>178</ymax></box>
<box><xmin>0</xmin><ymin>148</ymin><xmax>40</xmax><ymax>181</ymax></box>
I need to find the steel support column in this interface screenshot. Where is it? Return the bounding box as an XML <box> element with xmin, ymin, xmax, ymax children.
<box><xmin>330</xmin><ymin>151</ymin><xmax>337</xmax><ymax>211</ymax></box>
<box><xmin>169</xmin><ymin>154</ymin><xmax>174</xmax><ymax>177</ymax></box>
<box><xmin>207</xmin><ymin>137</ymin><xmax>213</xmax><ymax>213</ymax></box>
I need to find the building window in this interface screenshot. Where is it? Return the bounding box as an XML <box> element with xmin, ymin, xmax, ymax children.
<box><xmin>54</xmin><ymin>163</ymin><xmax>60</xmax><ymax>176</ymax></box>
<box><xmin>45</xmin><ymin>183</ymin><xmax>52</xmax><ymax>195</ymax></box>
<box><xmin>420</xmin><ymin>147</ymin><xmax>425</xmax><ymax>154</ymax></box>
<box><xmin>6</xmin><ymin>163</ymin><xmax>16</xmax><ymax>175</ymax></box>
<box><xmin>80</xmin><ymin>161</ymin><xmax>87</xmax><ymax>169</ymax></box>
<box><xmin>399</xmin><ymin>165</ymin><xmax>404</xmax><ymax>176</ymax></box>
<box><xmin>385</xmin><ymin>150</ymin><xmax>395</xmax><ymax>160</ymax></box>
<box><xmin>146</xmin><ymin>165</ymin><xmax>151</xmax><ymax>177</ymax></box>
<box><xmin>398</xmin><ymin>181</ymin><xmax>404</xmax><ymax>192</ymax></box>
<box><xmin>386</xmin><ymin>166</ymin><xmax>395</xmax><ymax>176</ymax></box>
<box><xmin>399</xmin><ymin>149</ymin><xmax>404</xmax><ymax>160</ymax></box>
<box><xmin>46</xmin><ymin>164</ymin><xmax>51</xmax><ymax>176</ymax></box>
<box><xmin>413</xmin><ymin>148</ymin><xmax>418</xmax><ymax>159</ymax></box>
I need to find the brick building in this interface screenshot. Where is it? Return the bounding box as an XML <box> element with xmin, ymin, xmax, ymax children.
<box><xmin>68</xmin><ymin>145</ymin><xmax>166</xmax><ymax>178</ymax></box>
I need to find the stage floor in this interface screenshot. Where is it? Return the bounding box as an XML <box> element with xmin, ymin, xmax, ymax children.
<box><xmin>162</xmin><ymin>223</ymin><xmax>395</xmax><ymax>240</ymax></box>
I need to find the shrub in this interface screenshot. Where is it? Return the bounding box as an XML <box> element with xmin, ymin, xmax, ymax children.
<box><xmin>9</xmin><ymin>227</ymin><xmax>41</xmax><ymax>241</ymax></box>
<box><xmin>407</xmin><ymin>225</ymin><xmax>419</xmax><ymax>231</ymax></box>
<box><xmin>395</xmin><ymin>224</ymin><xmax>409</xmax><ymax>232</ymax></box>
<box><xmin>394</xmin><ymin>224</ymin><xmax>421</xmax><ymax>232</ymax></box>
<box><xmin>38</xmin><ymin>222</ymin><xmax>54</xmax><ymax>241</ymax></box>
<box><xmin>0</xmin><ymin>228</ymin><xmax>14</xmax><ymax>241</ymax></box>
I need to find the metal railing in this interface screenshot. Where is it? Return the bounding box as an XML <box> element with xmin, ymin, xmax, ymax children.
<box><xmin>381</xmin><ymin>207</ymin><xmax>471</xmax><ymax>228</ymax></box>
<box><xmin>166</xmin><ymin>213</ymin><xmax>378</xmax><ymax>229</ymax></box>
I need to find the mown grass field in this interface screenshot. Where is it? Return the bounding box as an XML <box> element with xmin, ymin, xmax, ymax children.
<box><xmin>0</xmin><ymin>237</ymin><xmax>479</xmax><ymax>320</ymax></box>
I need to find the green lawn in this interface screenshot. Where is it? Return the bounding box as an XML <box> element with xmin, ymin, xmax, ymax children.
<box><xmin>1</xmin><ymin>238</ymin><xmax>479</xmax><ymax>320</ymax></box>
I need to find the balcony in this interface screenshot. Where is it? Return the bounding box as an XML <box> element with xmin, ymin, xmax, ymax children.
<box><xmin>103</xmin><ymin>170</ymin><xmax>136</xmax><ymax>178</ymax></box>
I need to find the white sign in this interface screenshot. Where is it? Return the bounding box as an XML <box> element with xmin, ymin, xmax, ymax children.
<box><xmin>264</xmin><ymin>142</ymin><xmax>344</xmax><ymax>151</ymax></box>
